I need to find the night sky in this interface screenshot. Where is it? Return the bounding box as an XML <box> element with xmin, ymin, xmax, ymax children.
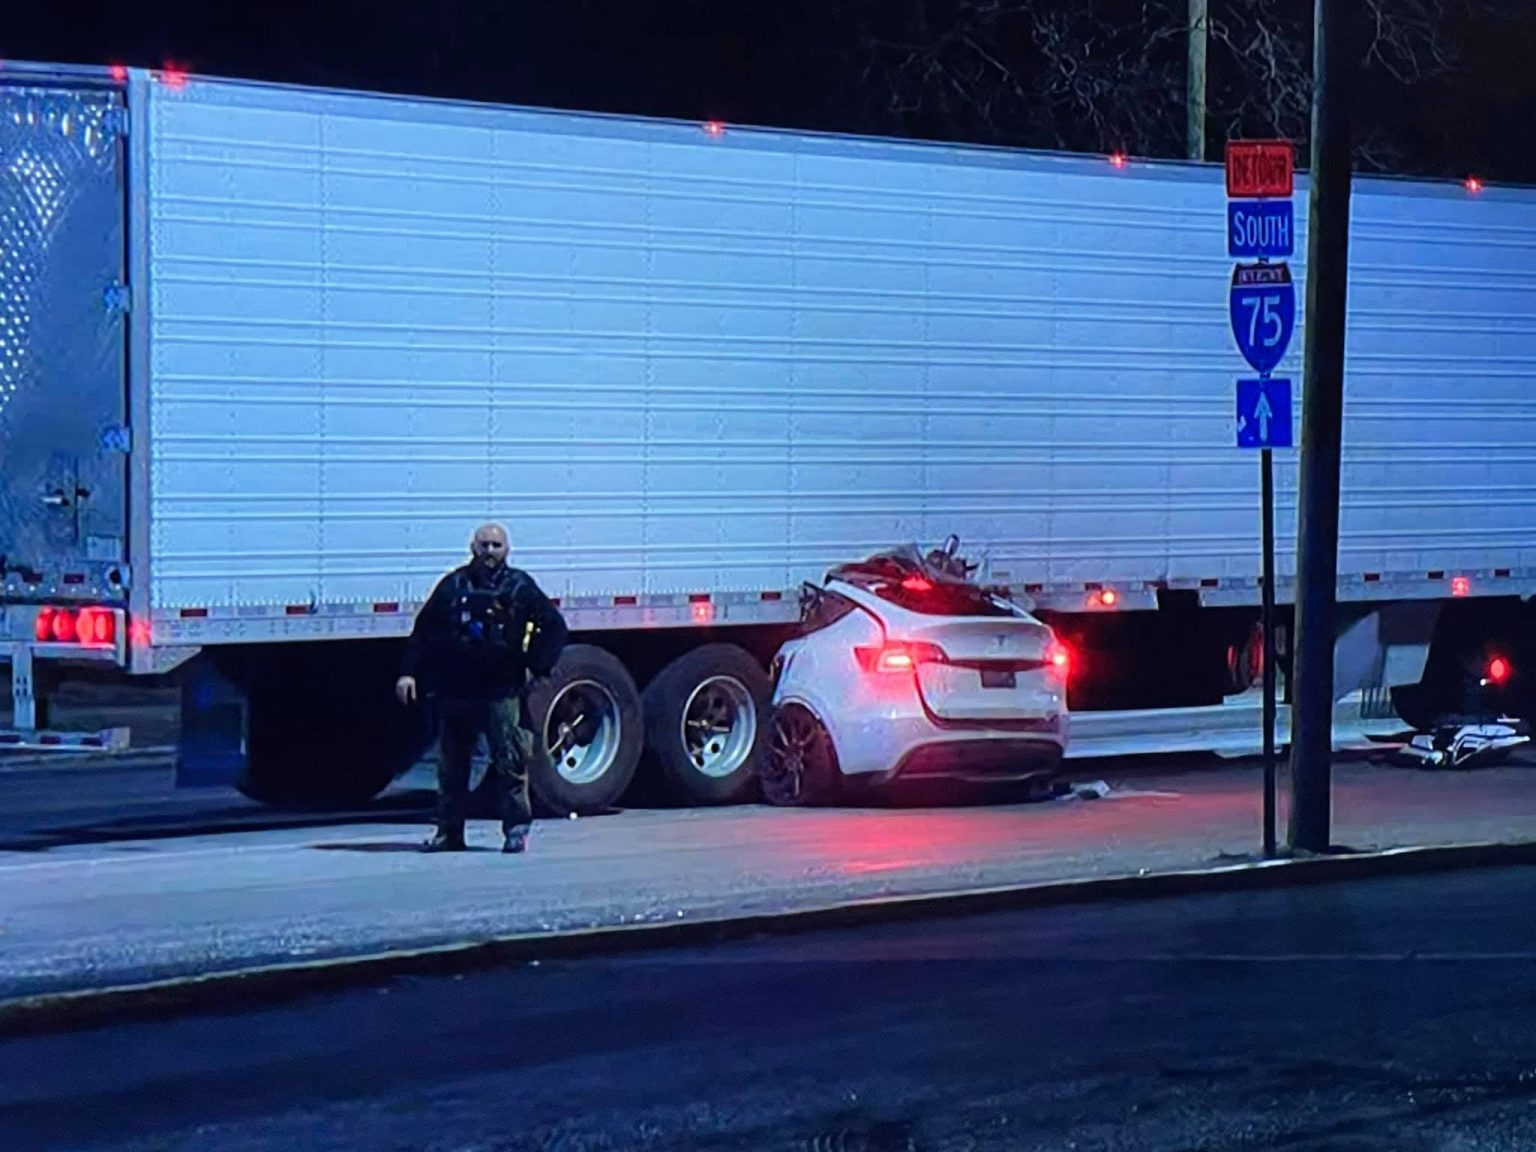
<box><xmin>3</xmin><ymin>0</ymin><xmax>1535</xmax><ymax>183</ymax></box>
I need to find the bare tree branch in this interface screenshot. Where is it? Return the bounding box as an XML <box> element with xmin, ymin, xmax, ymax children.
<box><xmin>830</xmin><ymin>0</ymin><xmax>1462</xmax><ymax>174</ymax></box>
<box><xmin>827</xmin><ymin>0</ymin><xmax>1187</xmax><ymax>156</ymax></box>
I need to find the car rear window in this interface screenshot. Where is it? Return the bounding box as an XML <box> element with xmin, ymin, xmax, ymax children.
<box><xmin>871</xmin><ymin>578</ymin><xmax>1019</xmax><ymax>618</ymax></box>
<box><xmin>826</xmin><ymin>546</ymin><xmax>1023</xmax><ymax>618</ymax></box>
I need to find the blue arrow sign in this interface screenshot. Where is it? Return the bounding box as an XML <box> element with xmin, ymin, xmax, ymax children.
<box><xmin>1236</xmin><ymin>377</ymin><xmax>1293</xmax><ymax>449</ymax></box>
<box><xmin>1229</xmin><ymin>262</ymin><xmax>1297</xmax><ymax>376</ymax></box>
<box><xmin>1227</xmin><ymin>200</ymin><xmax>1295</xmax><ymax>259</ymax></box>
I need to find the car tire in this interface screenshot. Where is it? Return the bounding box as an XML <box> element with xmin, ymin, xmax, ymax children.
<box><xmin>642</xmin><ymin>644</ymin><xmax>769</xmax><ymax>806</ymax></box>
<box><xmin>526</xmin><ymin>644</ymin><xmax>643</xmax><ymax>816</ymax></box>
<box><xmin>760</xmin><ymin>702</ymin><xmax>839</xmax><ymax>806</ymax></box>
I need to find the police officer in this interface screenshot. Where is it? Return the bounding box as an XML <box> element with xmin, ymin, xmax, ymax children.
<box><xmin>396</xmin><ymin>522</ymin><xmax>568</xmax><ymax>854</ymax></box>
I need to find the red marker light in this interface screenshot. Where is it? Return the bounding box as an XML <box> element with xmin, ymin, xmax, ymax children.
<box><xmin>159</xmin><ymin>64</ymin><xmax>188</xmax><ymax>89</ymax></box>
<box><xmin>702</xmin><ymin>120</ymin><xmax>725</xmax><ymax>138</ymax></box>
<box><xmin>1109</xmin><ymin>152</ymin><xmax>1128</xmax><ymax>169</ymax></box>
<box><xmin>109</xmin><ymin>63</ymin><xmax>128</xmax><ymax>84</ymax></box>
<box><xmin>1097</xmin><ymin>589</ymin><xmax>1119</xmax><ymax>607</ymax></box>
<box><xmin>1487</xmin><ymin>656</ymin><xmax>1511</xmax><ymax>684</ymax></box>
<box><xmin>1451</xmin><ymin>576</ymin><xmax>1471</xmax><ymax>597</ymax></box>
<box><xmin>1465</xmin><ymin>176</ymin><xmax>1483</xmax><ymax>195</ymax></box>
<box><xmin>34</xmin><ymin>607</ymin><xmax>54</xmax><ymax>642</ymax></box>
<box><xmin>79</xmin><ymin>607</ymin><xmax>116</xmax><ymax>645</ymax></box>
<box><xmin>50</xmin><ymin>609</ymin><xmax>77</xmax><ymax>643</ymax></box>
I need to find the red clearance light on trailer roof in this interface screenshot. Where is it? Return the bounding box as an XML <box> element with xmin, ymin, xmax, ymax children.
<box><xmin>1465</xmin><ymin>176</ymin><xmax>1484</xmax><ymax>195</ymax></box>
<box><xmin>702</xmin><ymin>120</ymin><xmax>726</xmax><ymax>138</ymax></box>
<box><xmin>109</xmin><ymin>63</ymin><xmax>128</xmax><ymax>84</ymax></box>
<box><xmin>1109</xmin><ymin>151</ymin><xmax>1128</xmax><ymax>169</ymax></box>
<box><xmin>159</xmin><ymin>64</ymin><xmax>188</xmax><ymax>88</ymax></box>
<box><xmin>1487</xmin><ymin>656</ymin><xmax>1511</xmax><ymax>684</ymax></box>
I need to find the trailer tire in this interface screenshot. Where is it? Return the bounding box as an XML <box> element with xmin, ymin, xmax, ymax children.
<box><xmin>642</xmin><ymin>644</ymin><xmax>768</xmax><ymax>806</ymax></box>
<box><xmin>239</xmin><ymin>660</ymin><xmax>432</xmax><ymax>810</ymax></box>
<box><xmin>526</xmin><ymin>644</ymin><xmax>643</xmax><ymax>816</ymax></box>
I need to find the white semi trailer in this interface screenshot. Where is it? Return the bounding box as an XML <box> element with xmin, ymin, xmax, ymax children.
<box><xmin>4</xmin><ymin>61</ymin><xmax>1536</xmax><ymax>812</ymax></box>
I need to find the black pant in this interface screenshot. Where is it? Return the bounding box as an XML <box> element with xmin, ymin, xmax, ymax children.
<box><xmin>436</xmin><ymin>696</ymin><xmax>533</xmax><ymax>836</ymax></box>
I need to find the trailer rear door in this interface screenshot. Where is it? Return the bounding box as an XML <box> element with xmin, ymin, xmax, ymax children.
<box><xmin>0</xmin><ymin>79</ymin><xmax>128</xmax><ymax>601</ymax></box>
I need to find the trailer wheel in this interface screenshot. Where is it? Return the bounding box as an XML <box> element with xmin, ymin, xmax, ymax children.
<box><xmin>642</xmin><ymin>644</ymin><xmax>769</xmax><ymax>805</ymax></box>
<box><xmin>239</xmin><ymin>657</ymin><xmax>431</xmax><ymax>810</ymax></box>
<box><xmin>526</xmin><ymin>644</ymin><xmax>643</xmax><ymax>816</ymax></box>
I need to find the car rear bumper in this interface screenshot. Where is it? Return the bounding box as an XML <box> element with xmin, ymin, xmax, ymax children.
<box><xmin>824</xmin><ymin>704</ymin><xmax>1068</xmax><ymax>777</ymax></box>
<box><xmin>883</xmin><ymin>736</ymin><xmax>1065</xmax><ymax>785</ymax></box>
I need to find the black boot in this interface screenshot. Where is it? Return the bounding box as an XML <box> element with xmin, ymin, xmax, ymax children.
<box><xmin>421</xmin><ymin>828</ymin><xmax>467</xmax><ymax>853</ymax></box>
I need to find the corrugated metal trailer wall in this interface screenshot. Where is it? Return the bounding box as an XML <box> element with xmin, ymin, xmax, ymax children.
<box><xmin>139</xmin><ymin>75</ymin><xmax>1536</xmax><ymax>633</ymax></box>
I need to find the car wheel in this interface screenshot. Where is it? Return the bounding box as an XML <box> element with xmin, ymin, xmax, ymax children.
<box><xmin>527</xmin><ymin>645</ymin><xmax>644</xmax><ymax>816</ymax></box>
<box><xmin>761</xmin><ymin>702</ymin><xmax>839</xmax><ymax>806</ymax></box>
<box><xmin>643</xmin><ymin>644</ymin><xmax>769</xmax><ymax>806</ymax></box>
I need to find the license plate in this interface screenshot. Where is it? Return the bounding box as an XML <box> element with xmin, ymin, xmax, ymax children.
<box><xmin>980</xmin><ymin>669</ymin><xmax>1016</xmax><ymax>690</ymax></box>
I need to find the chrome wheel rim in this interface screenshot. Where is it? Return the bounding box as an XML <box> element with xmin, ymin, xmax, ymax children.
<box><xmin>544</xmin><ymin>679</ymin><xmax>622</xmax><ymax>786</ymax></box>
<box><xmin>680</xmin><ymin>675</ymin><xmax>758</xmax><ymax>779</ymax></box>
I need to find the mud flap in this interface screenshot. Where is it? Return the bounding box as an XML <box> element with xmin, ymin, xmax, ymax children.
<box><xmin>175</xmin><ymin>654</ymin><xmax>247</xmax><ymax>788</ymax></box>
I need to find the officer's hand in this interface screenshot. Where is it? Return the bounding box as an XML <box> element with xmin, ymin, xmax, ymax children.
<box><xmin>395</xmin><ymin>676</ymin><xmax>418</xmax><ymax>706</ymax></box>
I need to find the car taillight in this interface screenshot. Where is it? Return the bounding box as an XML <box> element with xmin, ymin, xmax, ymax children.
<box><xmin>856</xmin><ymin>642</ymin><xmax>947</xmax><ymax>674</ymax></box>
<box><xmin>35</xmin><ymin>608</ymin><xmax>56</xmax><ymax>642</ymax></box>
<box><xmin>1487</xmin><ymin>656</ymin><xmax>1511</xmax><ymax>685</ymax></box>
<box><xmin>1046</xmin><ymin>640</ymin><xmax>1071</xmax><ymax>680</ymax></box>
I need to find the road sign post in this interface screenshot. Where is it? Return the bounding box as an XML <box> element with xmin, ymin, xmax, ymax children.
<box><xmin>1226</xmin><ymin>138</ymin><xmax>1297</xmax><ymax>860</ymax></box>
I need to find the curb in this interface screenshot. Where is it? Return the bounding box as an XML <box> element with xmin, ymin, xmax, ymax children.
<box><xmin>0</xmin><ymin>747</ymin><xmax>177</xmax><ymax>775</ymax></box>
<box><xmin>3</xmin><ymin>836</ymin><xmax>1535</xmax><ymax>1038</ymax></box>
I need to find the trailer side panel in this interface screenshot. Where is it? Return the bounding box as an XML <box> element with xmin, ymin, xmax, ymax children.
<box><xmin>140</xmin><ymin>77</ymin><xmax>1536</xmax><ymax>640</ymax></box>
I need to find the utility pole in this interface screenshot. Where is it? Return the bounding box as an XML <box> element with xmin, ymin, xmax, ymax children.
<box><xmin>1187</xmin><ymin>0</ymin><xmax>1208</xmax><ymax>161</ymax></box>
<box><xmin>1287</xmin><ymin>0</ymin><xmax>1355</xmax><ymax>853</ymax></box>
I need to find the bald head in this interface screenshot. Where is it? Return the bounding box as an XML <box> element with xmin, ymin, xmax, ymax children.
<box><xmin>469</xmin><ymin>522</ymin><xmax>509</xmax><ymax>570</ymax></box>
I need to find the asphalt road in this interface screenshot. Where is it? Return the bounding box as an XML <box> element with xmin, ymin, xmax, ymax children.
<box><xmin>0</xmin><ymin>758</ymin><xmax>435</xmax><ymax>850</ymax></box>
<box><xmin>4</xmin><ymin>866</ymin><xmax>1536</xmax><ymax>1151</ymax></box>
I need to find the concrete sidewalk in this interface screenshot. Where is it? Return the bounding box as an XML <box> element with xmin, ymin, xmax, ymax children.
<box><xmin>1</xmin><ymin>760</ymin><xmax>1533</xmax><ymax>1006</ymax></box>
